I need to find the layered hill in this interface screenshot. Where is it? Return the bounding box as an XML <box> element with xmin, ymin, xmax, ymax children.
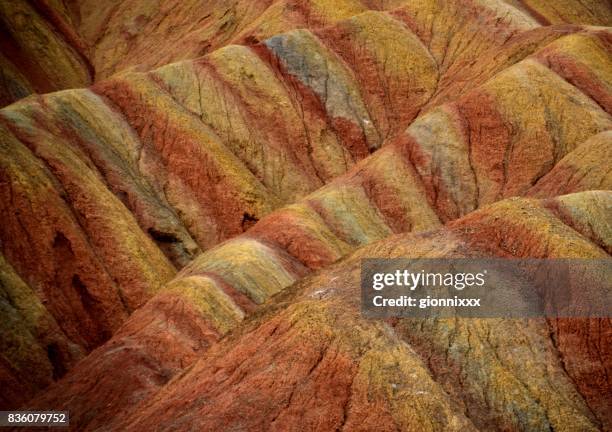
<box><xmin>13</xmin><ymin>39</ymin><xmax>612</xmax><ymax>431</ymax></box>
<box><xmin>115</xmin><ymin>191</ymin><xmax>611</xmax><ymax>432</ymax></box>
<box><xmin>1</xmin><ymin>0</ymin><xmax>611</xmax><ymax>430</ymax></box>
<box><xmin>1</xmin><ymin>0</ymin><xmax>611</xmax><ymax>106</ymax></box>
<box><xmin>26</xmin><ymin>191</ymin><xmax>612</xmax><ymax>431</ymax></box>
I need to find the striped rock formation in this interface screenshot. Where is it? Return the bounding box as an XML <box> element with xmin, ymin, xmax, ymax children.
<box><xmin>27</xmin><ymin>191</ymin><xmax>612</xmax><ymax>431</ymax></box>
<box><xmin>1</xmin><ymin>0</ymin><xmax>610</xmax><ymax>106</ymax></box>
<box><xmin>18</xmin><ymin>32</ymin><xmax>612</xmax><ymax>429</ymax></box>
<box><xmin>0</xmin><ymin>0</ymin><xmax>611</xmax><ymax>430</ymax></box>
<box><xmin>0</xmin><ymin>1</ymin><xmax>92</xmax><ymax>106</ymax></box>
<box><xmin>116</xmin><ymin>192</ymin><xmax>609</xmax><ymax>432</ymax></box>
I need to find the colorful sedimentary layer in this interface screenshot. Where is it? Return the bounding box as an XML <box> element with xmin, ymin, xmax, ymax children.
<box><xmin>2</xmin><ymin>0</ymin><xmax>610</xmax><ymax>108</ymax></box>
<box><xmin>0</xmin><ymin>1</ymin><xmax>91</xmax><ymax>106</ymax></box>
<box><xmin>0</xmin><ymin>0</ymin><xmax>611</xmax><ymax>430</ymax></box>
<box><xmin>28</xmin><ymin>192</ymin><xmax>611</xmax><ymax>431</ymax></box>
<box><xmin>18</xmin><ymin>31</ymin><xmax>612</xmax><ymax>428</ymax></box>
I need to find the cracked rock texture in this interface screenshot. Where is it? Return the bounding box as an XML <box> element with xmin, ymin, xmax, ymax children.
<box><xmin>0</xmin><ymin>0</ymin><xmax>611</xmax><ymax>430</ymax></box>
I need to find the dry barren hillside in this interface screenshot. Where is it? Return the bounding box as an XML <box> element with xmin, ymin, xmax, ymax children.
<box><xmin>0</xmin><ymin>0</ymin><xmax>611</xmax><ymax>431</ymax></box>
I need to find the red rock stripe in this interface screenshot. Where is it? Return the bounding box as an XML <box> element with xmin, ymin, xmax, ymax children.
<box><xmin>93</xmin><ymin>76</ymin><xmax>269</xmax><ymax>246</ymax></box>
<box><xmin>535</xmin><ymin>41</ymin><xmax>612</xmax><ymax>115</ymax></box>
<box><xmin>251</xmin><ymin>42</ymin><xmax>371</xmax><ymax>161</ymax></box>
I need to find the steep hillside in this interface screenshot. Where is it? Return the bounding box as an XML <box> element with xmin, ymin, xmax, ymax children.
<box><xmin>27</xmin><ymin>191</ymin><xmax>612</xmax><ymax>431</ymax></box>
<box><xmin>0</xmin><ymin>0</ymin><xmax>611</xmax><ymax>430</ymax></box>
<box><xmin>14</xmin><ymin>44</ymin><xmax>612</xmax><ymax>429</ymax></box>
<box><xmin>1</xmin><ymin>0</ymin><xmax>610</xmax><ymax>106</ymax></box>
<box><xmin>117</xmin><ymin>192</ymin><xmax>610</xmax><ymax>432</ymax></box>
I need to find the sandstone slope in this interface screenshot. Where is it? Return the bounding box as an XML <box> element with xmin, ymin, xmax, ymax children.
<box><xmin>18</xmin><ymin>34</ymin><xmax>612</xmax><ymax>429</ymax></box>
<box><xmin>1</xmin><ymin>0</ymin><xmax>610</xmax><ymax>106</ymax></box>
<box><xmin>27</xmin><ymin>191</ymin><xmax>612</xmax><ymax>431</ymax></box>
<box><xmin>0</xmin><ymin>0</ymin><xmax>610</xmax><ymax>429</ymax></box>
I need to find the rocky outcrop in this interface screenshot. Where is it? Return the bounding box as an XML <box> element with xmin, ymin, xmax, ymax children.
<box><xmin>1</xmin><ymin>0</ymin><xmax>611</xmax><ymax>429</ymax></box>
<box><xmin>0</xmin><ymin>1</ymin><xmax>91</xmax><ymax>106</ymax></box>
<box><xmin>0</xmin><ymin>253</ymin><xmax>83</xmax><ymax>409</ymax></box>
<box><xmin>18</xmin><ymin>34</ymin><xmax>612</xmax><ymax>425</ymax></box>
<box><xmin>2</xmin><ymin>0</ymin><xmax>610</xmax><ymax>107</ymax></box>
<box><xmin>28</xmin><ymin>192</ymin><xmax>610</xmax><ymax>431</ymax></box>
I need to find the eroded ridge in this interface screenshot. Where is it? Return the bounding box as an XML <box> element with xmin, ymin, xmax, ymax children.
<box><xmin>0</xmin><ymin>0</ymin><xmax>610</xmax><ymax>425</ymax></box>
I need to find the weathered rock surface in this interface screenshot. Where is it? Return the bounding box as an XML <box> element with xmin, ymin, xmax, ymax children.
<box><xmin>2</xmin><ymin>0</ymin><xmax>610</xmax><ymax>107</ymax></box>
<box><xmin>28</xmin><ymin>192</ymin><xmax>611</xmax><ymax>431</ymax></box>
<box><xmin>19</xmin><ymin>43</ymin><xmax>612</xmax><ymax>427</ymax></box>
<box><xmin>0</xmin><ymin>1</ymin><xmax>92</xmax><ymax>106</ymax></box>
<box><xmin>0</xmin><ymin>0</ymin><xmax>611</xmax><ymax>430</ymax></box>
